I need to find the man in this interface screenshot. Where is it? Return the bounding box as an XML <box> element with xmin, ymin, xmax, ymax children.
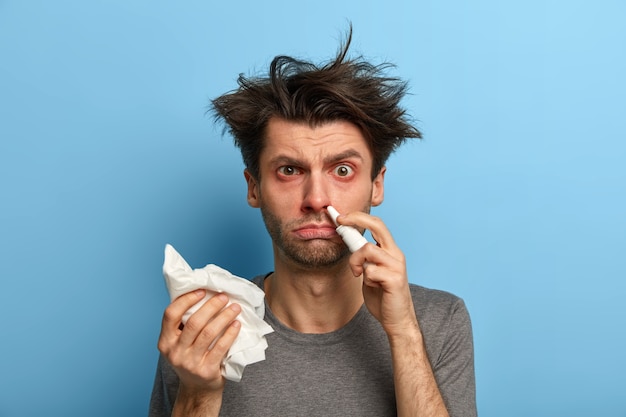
<box><xmin>150</xmin><ymin>29</ymin><xmax>476</xmax><ymax>417</ymax></box>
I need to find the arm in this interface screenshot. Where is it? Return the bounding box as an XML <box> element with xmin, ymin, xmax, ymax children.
<box><xmin>388</xmin><ymin>323</ymin><xmax>449</xmax><ymax>416</ymax></box>
<box><xmin>156</xmin><ymin>290</ymin><xmax>242</xmax><ymax>417</ymax></box>
<box><xmin>338</xmin><ymin>212</ymin><xmax>451</xmax><ymax>417</ymax></box>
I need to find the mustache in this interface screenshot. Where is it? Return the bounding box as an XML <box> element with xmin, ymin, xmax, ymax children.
<box><xmin>288</xmin><ymin>212</ymin><xmax>333</xmax><ymax>228</ymax></box>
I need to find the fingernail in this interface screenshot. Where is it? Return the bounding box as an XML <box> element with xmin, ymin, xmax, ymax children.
<box><xmin>217</xmin><ymin>293</ymin><xmax>229</xmax><ymax>302</ymax></box>
<box><xmin>194</xmin><ymin>289</ymin><xmax>205</xmax><ymax>297</ymax></box>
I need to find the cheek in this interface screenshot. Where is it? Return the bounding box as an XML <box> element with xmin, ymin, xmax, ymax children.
<box><xmin>334</xmin><ymin>184</ymin><xmax>375</xmax><ymax>206</ymax></box>
<box><xmin>259</xmin><ymin>181</ymin><xmax>297</xmax><ymax>208</ymax></box>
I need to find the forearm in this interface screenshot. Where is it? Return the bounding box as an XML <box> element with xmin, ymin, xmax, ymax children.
<box><xmin>389</xmin><ymin>324</ymin><xmax>449</xmax><ymax>417</ymax></box>
<box><xmin>171</xmin><ymin>384</ymin><xmax>223</xmax><ymax>417</ymax></box>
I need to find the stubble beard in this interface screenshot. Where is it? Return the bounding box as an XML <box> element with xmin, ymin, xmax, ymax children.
<box><xmin>260</xmin><ymin>207</ymin><xmax>351</xmax><ymax>269</ymax></box>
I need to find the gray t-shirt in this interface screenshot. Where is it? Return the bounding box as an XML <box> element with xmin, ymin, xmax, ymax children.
<box><xmin>149</xmin><ymin>275</ymin><xmax>476</xmax><ymax>417</ymax></box>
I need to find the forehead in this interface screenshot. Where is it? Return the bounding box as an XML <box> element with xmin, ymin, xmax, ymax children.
<box><xmin>261</xmin><ymin>118</ymin><xmax>373</xmax><ymax>163</ymax></box>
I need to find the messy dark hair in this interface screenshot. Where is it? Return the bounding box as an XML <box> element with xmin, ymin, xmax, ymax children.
<box><xmin>211</xmin><ymin>27</ymin><xmax>421</xmax><ymax>180</ymax></box>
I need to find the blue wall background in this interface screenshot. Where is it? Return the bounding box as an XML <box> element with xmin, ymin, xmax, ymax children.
<box><xmin>1</xmin><ymin>1</ymin><xmax>625</xmax><ymax>416</ymax></box>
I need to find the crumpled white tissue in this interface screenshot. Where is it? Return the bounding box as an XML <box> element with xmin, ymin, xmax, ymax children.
<box><xmin>162</xmin><ymin>244</ymin><xmax>273</xmax><ymax>382</ymax></box>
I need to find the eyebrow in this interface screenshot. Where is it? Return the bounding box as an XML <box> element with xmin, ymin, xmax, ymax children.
<box><xmin>268</xmin><ymin>149</ymin><xmax>365</xmax><ymax>167</ymax></box>
<box><xmin>268</xmin><ymin>155</ymin><xmax>304</xmax><ymax>167</ymax></box>
<box><xmin>323</xmin><ymin>149</ymin><xmax>364</xmax><ymax>165</ymax></box>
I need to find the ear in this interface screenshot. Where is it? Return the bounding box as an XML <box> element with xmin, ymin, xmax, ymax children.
<box><xmin>370</xmin><ymin>166</ymin><xmax>386</xmax><ymax>207</ymax></box>
<box><xmin>244</xmin><ymin>169</ymin><xmax>261</xmax><ymax>208</ymax></box>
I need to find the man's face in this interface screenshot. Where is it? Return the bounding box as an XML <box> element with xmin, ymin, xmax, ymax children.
<box><xmin>245</xmin><ymin>118</ymin><xmax>385</xmax><ymax>269</ymax></box>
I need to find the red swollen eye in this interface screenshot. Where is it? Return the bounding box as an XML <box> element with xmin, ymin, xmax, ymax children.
<box><xmin>278</xmin><ymin>166</ymin><xmax>300</xmax><ymax>176</ymax></box>
<box><xmin>333</xmin><ymin>165</ymin><xmax>354</xmax><ymax>177</ymax></box>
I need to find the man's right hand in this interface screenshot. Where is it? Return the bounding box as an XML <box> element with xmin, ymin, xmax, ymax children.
<box><xmin>157</xmin><ymin>290</ymin><xmax>242</xmax><ymax>416</ymax></box>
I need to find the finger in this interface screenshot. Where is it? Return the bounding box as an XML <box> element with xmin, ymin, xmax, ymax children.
<box><xmin>349</xmin><ymin>244</ymin><xmax>403</xmax><ymax>279</ymax></box>
<box><xmin>347</xmin><ymin>246</ymin><xmax>373</xmax><ymax>276</ymax></box>
<box><xmin>178</xmin><ymin>293</ymin><xmax>230</xmax><ymax>348</ymax></box>
<box><xmin>339</xmin><ymin>212</ymin><xmax>401</xmax><ymax>256</ymax></box>
<box><xmin>360</xmin><ymin>263</ymin><xmax>404</xmax><ymax>289</ymax></box>
<box><xmin>189</xmin><ymin>303</ymin><xmax>242</xmax><ymax>358</ymax></box>
<box><xmin>161</xmin><ymin>289</ymin><xmax>207</xmax><ymax>335</ymax></box>
<box><xmin>206</xmin><ymin>319</ymin><xmax>242</xmax><ymax>364</ymax></box>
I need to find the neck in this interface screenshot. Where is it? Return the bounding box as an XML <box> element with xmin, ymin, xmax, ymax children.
<box><xmin>264</xmin><ymin>257</ymin><xmax>364</xmax><ymax>334</ymax></box>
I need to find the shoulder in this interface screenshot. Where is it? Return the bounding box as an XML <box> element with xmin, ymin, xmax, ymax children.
<box><xmin>252</xmin><ymin>273</ymin><xmax>271</xmax><ymax>289</ymax></box>
<box><xmin>409</xmin><ymin>283</ymin><xmax>467</xmax><ymax>312</ymax></box>
<box><xmin>408</xmin><ymin>284</ymin><xmax>472</xmax><ymax>340</ymax></box>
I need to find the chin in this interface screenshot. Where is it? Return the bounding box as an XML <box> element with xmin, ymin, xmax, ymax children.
<box><xmin>281</xmin><ymin>240</ymin><xmax>349</xmax><ymax>269</ymax></box>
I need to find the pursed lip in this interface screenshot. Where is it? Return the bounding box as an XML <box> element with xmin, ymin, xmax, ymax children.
<box><xmin>292</xmin><ymin>223</ymin><xmax>338</xmax><ymax>239</ymax></box>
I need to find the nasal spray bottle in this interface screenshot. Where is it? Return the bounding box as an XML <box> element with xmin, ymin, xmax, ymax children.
<box><xmin>327</xmin><ymin>205</ymin><xmax>369</xmax><ymax>253</ymax></box>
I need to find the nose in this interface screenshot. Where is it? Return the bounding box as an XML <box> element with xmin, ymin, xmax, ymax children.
<box><xmin>301</xmin><ymin>172</ymin><xmax>331</xmax><ymax>213</ymax></box>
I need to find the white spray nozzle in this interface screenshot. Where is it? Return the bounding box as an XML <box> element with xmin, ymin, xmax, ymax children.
<box><xmin>327</xmin><ymin>205</ymin><xmax>340</xmax><ymax>226</ymax></box>
<box><xmin>326</xmin><ymin>205</ymin><xmax>368</xmax><ymax>253</ymax></box>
